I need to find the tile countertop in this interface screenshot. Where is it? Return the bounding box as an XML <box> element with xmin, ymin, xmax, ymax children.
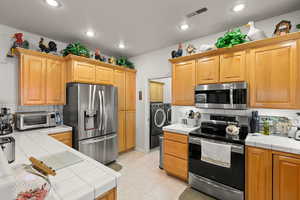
<box><xmin>246</xmin><ymin>133</ymin><xmax>300</xmax><ymax>155</ymax></box>
<box><xmin>162</xmin><ymin>124</ymin><xmax>201</xmax><ymax>135</ymax></box>
<box><xmin>0</xmin><ymin>125</ymin><xmax>120</xmax><ymax>200</ymax></box>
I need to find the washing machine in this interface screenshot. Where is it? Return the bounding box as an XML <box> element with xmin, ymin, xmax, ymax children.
<box><xmin>164</xmin><ymin>103</ymin><xmax>172</xmax><ymax>126</ymax></box>
<box><xmin>150</xmin><ymin>103</ymin><xmax>166</xmax><ymax>149</ymax></box>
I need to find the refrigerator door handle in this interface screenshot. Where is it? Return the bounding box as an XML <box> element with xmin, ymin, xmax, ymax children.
<box><xmin>79</xmin><ymin>136</ymin><xmax>106</xmax><ymax>145</ymax></box>
<box><xmin>98</xmin><ymin>90</ymin><xmax>103</xmax><ymax>132</ymax></box>
<box><xmin>101</xmin><ymin>90</ymin><xmax>107</xmax><ymax>134</ymax></box>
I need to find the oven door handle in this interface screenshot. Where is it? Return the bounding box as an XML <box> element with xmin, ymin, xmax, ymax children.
<box><xmin>189</xmin><ymin>137</ymin><xmax>244</xmax><ymax>154</ymax></box>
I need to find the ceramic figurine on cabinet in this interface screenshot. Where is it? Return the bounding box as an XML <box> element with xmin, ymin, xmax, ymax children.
<box><xmin>39</xmin><ymin>38</ymin><xmax>57</xmax><ymax>54</ymax></box>
<box><xmin>7</xmin><ymin>33</ymin><xmax>29</xmax><ymax>57</ymax></box>
<box><xmin>108</xmin><ymin>57</ymin><xmax>116</xmax><ymax>65</ymax></box>
<box><xmin>171</xmin><ymin>43</ymin><xmax>183</xmax><ymax>58</ymax></box>
<box><xmin>199</xmin><ymin>44</ymin><xmax>214</xmax><ymax>52</ymax></box>
<box><xmin>274</xmin><ymin>20</ymin><xmax>292</xmax><ymax>36</ymax></box>
<box><xmin>186</xmin><ymin>44</ymin><xmax>197</xmax><ymax>55</ymax></box>
<box><xmin>245</xmin><ymin>21</ymin><xmax>267</xmax><ymax>41</ymax></box>
<box><xmin>95</xmin><ymin>48</ymin><xmax>103</xmax><ymax>61</ymax></box>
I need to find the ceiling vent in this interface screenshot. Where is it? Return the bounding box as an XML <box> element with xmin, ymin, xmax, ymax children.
<box><xmin>186</xmin><ymin>7</ymin><xmax>208</xmax><ymax>18</ymax></box>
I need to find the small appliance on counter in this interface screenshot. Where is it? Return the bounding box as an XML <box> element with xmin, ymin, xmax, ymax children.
<box><xmin>0</xmin><ymin>107</ymin><xmax>14</xmax><ymax>135</ymax></box>
<box><xmin>15</xmin><ymin>111</ymin><xmax>58</xmax><ymax>131</ymax></box>
<box><xmin>0</xmin><ymin>136</ymin><xmax>15</xmax><ymax>163</ymax></box>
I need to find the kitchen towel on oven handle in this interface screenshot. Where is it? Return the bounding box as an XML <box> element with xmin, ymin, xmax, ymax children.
<box><xmin>201</xmin><ymin>139</ymin><xmax>231</xmax><ymax>168</ymax></box>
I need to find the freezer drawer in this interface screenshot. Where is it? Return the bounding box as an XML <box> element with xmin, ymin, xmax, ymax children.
<box><xmin>78</xmin><ymin>134</ymin><xmax>117</xmax><ymax>164</ymax></box>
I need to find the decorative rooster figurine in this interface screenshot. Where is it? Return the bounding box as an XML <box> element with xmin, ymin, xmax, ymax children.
<box><xmin>245</xmin><ymin>21</ymin><xmax>267</xmax><ymax>41</ymax></box>
<box><xmin>7</xmin><ymin>33</ymin><xmax>29</xmax><ymax>57</ymax></box>
<box><xmin>171</xmin><ymin>43</ymin><xmax>183</xmax><ymax>58</ymax></box>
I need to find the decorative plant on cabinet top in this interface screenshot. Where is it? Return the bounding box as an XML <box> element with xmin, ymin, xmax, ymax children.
<box><xmin>116</xmin><ymin>56</ymin><xmax>135</xmax><ymax>69</ymax></box>
<box><xmin>62</xmin><ymin>42</ymin><xmax>91</xmax><ymax>58</ymax></box>
<box><xmin>215</xmin><ymin>28</ymin><xmax>247</xmax><ymax>48</ymax></box>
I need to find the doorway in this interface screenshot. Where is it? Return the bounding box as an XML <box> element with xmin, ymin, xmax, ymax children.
<box><xmin>148</xmin><ymin>77</ymin><xmax>172</xmax><ymax>149</ymax></box>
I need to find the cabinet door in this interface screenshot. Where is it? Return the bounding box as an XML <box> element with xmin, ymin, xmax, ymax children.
<box><xmin>220</xmin><ymin>51</ymin><xmax>246</xmax><ymax>82</ymax></box>
<box><xmin>125</xmin><ymin>111</ymin><xmax>136</xmax><ymax>150</ymax></box>
<box><xmin>96</xmin><ymin>188</ymin><xmax>116</xmax><ymax>200</ymax></box>
<box><xmin>249</xmin><ymin>41</ymin><xmax>297</xmax><ymax>109</ymax></box>
<box><xmin>118</xmin><ymin>111</ymin><xmax>126</xmax><ymax>153</ymax></box>
<box><xmin>114</xmin><ymin>70</ymin><xmax>126</xmax><ymax>111</ymax></box>
<box><xmin>20</xmin><ymin>54</ymin><xmax>46</xmax><ymax>105</ymax></box>
<box><xmin>172</xmin><ymin>60</ymin><xmax>196</xmax><ymax>105</ymax></box>
<box><xmin>46</xmin><ymin>59</ymin><xmax>66</xmax><ymax>105</ymax></box>
<box><xmin>125</xmin><ymin>72</ymin><xmax>136</xmax><ymax>111</ymax></box>
<box><xmin>164</xmin><ymin>154</ymin><xmax>188</xmax><ymax>181</ymax></box>
<box><xmin>49</xmin><ymin>132</ymin><xmax>72</xmax><ymax>147</ymax></box>
<box><xmin>73</xmin><ymin>61</ymin><xmax>95</xmax><ymax>83</ymax></box>
<box><xmin>95</xmin><ymin>66</ymin><xmax>114</xmax><ymax>85</ymax></box>
<box><xmin>246</xmin><ymin>147</ymin><xmax>272</xmax><ymax>200</ymax></box>
<box><xmin>196</xmin><ymin>56</ymin><xmax>219</xmax><ymax>84</ymax></box>
<box><xmin>273</xmin><ymin>155</ymin><xmax>300</xmax><ymax>200</ymax></box>
<box><xmin>150</xmin><ymin>82</ymin><xmax>164</xmax><ymax>102</ymax></box>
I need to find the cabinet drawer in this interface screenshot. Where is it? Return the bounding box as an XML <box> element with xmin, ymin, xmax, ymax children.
<box><xmin>164</xmin><ymin>139</ymin><xmax>188</xmax><ymax>160</ymax></box>
<box><xmin>164</xmin><ymin>154</ymin><xmax>188</xmax><ymax>181</ymax></box>
<box><xmin>164</xmin><ymin>132</ymin><xmax>188</xmax><ymax>144</ymax></box>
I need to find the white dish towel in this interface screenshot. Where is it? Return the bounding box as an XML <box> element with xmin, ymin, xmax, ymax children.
<box><xmin>201</xmin><ymin>140</ymin><xmax>232</xmax><ymax>168</ymax></box>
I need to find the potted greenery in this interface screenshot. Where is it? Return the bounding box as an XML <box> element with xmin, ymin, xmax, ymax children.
<box><xmin>116</xmin><ymin>56</ymin><xmax>135</xmax><ymax>69</ymax></box>
<box><xmin>297</xmin><ymin>24</ymin><xmax>300</xmax><ymax>30</ymax></box>
<box><xmin>62</xmin><ymin>42</ymin><xmax>91</xmax><ymax>58</ymax></box>
<box><xmin>215</xmin><ymin>28</ymin><xmax>247</xmax><ymax>48</ymax></box>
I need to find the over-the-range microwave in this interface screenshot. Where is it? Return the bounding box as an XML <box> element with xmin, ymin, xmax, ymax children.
<box><xmin>195</xmin><ymin>82</ymin><xmax>248</xmax><ymax>110</ymax></box>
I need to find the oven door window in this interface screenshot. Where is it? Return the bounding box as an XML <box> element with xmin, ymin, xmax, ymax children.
<box><xmin>24</xmin><ymin>116</ymin><xmax>47</xmax><ymax>126</ymax></box>
<box><xmin>189</xmin><ymin>142</ymin><xmax>245</xmax><ymax>191</ymax></box>
<box><xmin>195</xmin><ymin>90</ymin><xmax>230</xmax><ymax>104</ymax></box>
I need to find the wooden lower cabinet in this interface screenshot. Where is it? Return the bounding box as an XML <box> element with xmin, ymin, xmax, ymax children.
<box><xmin>246</xmin><ymin>147</ymin><xmax>272</xmax><ymax>200</ymax></box>
<box><xmin>125</xmin><ymin>111</ymin><xmax>136</xmax><ymax>150</ymax></box>
<box><xmin>163</xmin><ymin>131</ymin><xmax>188</xmax><ymax>181</ymax></box>
<box><xmin>49</xmin><ymin>131</ymin><xmax>72</xmax><ymax>147</ymax></box>
<box><xmin>246</xmin><ymin>146</ymin><xmax>300</xmax><ymax>200</ymax></box>
<box><xmin>96</xmin><ymin>188</ymin><xmax>116</xmax><ymax>200</ymax></box>
<box><xmin>273</xmin><ymin>154</ymin><xmax>300</xmax><ymax>200</ymax></box>
<box><xmin>118</xmin><ymin>111</ymin><xmax>126</xmax><ymax>152</ymax></box>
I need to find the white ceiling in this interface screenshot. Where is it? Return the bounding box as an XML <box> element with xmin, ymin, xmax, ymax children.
<box><xmin>0</xmin><ymin>0</ymin><xmax>300</xmax><ymax>57</ymax></box>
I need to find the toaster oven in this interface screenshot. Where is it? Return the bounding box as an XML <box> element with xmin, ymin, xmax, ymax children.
<box><xmin>15</xmin><ymin>112</ymin><xmax>58</xmax><ymax>131</ymax></box>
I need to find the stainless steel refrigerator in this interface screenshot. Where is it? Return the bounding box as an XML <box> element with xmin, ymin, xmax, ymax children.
<box><xmin>63</xmin><ymin>83</ymin><xmax>118</xmax><ymax>164</ymax></box>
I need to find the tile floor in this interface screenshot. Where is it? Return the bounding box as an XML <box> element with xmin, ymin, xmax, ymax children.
<box><xmin>117</xmin><ymin>150</ymin><xmax>187</xmax><ymax>200</ymax></box>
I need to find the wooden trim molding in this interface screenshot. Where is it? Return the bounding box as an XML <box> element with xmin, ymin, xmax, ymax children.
<box><xmin>169</xmin><ymin>32</ymin><xmax>300</xmax><ymax>64</ymax></box>
<box><xmin>16</xmin><ymin>48</ymin><xmax>137</xmax><ymax>73</ymax></box>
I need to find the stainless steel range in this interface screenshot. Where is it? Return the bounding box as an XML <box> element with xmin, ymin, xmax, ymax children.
<box><xmin>63</xmin><ymin>83</ymin><xmax>118</xmax><ymax>165</ymax></box>
<box><xmin>189</xmin><ymin>115</ymin><xmax>249</xmax><ymax>200</ymax></box>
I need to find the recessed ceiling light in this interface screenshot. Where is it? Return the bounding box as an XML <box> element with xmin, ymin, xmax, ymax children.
<box><xmin>86</xmin><ymin>31</ymin><xmax>95</xmax><ymax>37</ymax></box>
<box><xmin>233</xmin><ymin>4</ymin><xmax>245</xmax><ymax>12</ymax></box>
<box><xmin>45</xmin><ymin>0</ymin><xmax>61</xmax><ymax>7</ymax></box>
<box><xmin>118</xmin><ymin>43</ymin><xmax>125</xmax><ymax>49</ymax></box>
<box><xmin>180</xmin><ymin>24</ymin><xmax>190</xmax><ymax>31</ymax></box>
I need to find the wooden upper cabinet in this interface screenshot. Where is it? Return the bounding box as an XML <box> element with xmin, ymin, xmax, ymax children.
<box><xmin>125</xmin><ymin>111</ymin><xmax>136</xmax><ymax>150</ymax></box>
<box><xmin>20</xmin><ymin>54</ymin><xmax>46</xmax><ymax>105</ymax></box>
<box><xmin>114</xmin><ymin>70</ymin><xmax>126</xmax><ymax>111</ymax></box>
<box><xmin>249</xmin><ymin>41</ymin><xmax>298</xmax><ymax>109</ymax></box>
<box><xmin>172</xmin><ymin>60</ymin><xmax>196</xmax><ymax>106</ymax></box>
<box><xmin>95</xmin><ymin>65</ymin><xmax>114</xmax><ymax>85</ymax></box>
<box><xmin>125</xmin><ymin>71</ymin><xmax>136</xmax><ymax>111</ymax></box>
<box><xmin>150</xmin><ymin>81</ymin><xmax>164</xmax><ymax>102</ymax></box>
<box><xmin>73</xmin><ymin>61</ymin><xmax>95</xmax><ymax>83</ymax></box>
<box><xmin>196</xmin><ymin>56</ymin><xmax>219</xmax><ymax>84</ymax></box>
<box><xmin>246</xmin><ymin>147</ymin><xmax>272</xmax><ymax>200</ymax></box>
<box><xmin>273</xmin><ymin>154</ymin><xmax>300</xmax><ymax>200</ymax></box>
<box><xmin>220</xmin><ymin>51</ymin><xmax>246</xmax><ymax>82</ymax></box>
<box><xmin>46</xmin><ymin>59</ymin><xmax>66</xmax><ymax>105</ymax></box>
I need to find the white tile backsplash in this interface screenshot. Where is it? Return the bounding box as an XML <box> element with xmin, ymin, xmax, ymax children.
<box><xmin>172</xmin><ymin>106</ymin><xmax>300</xmax><ymax>124</ymax></box>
